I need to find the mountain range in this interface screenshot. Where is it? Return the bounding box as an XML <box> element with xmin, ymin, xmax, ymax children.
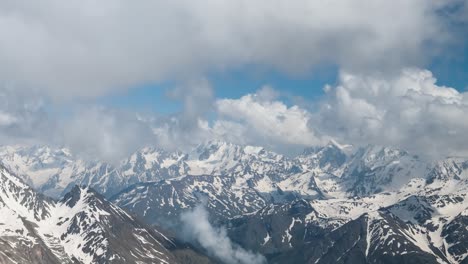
<box><xmin>1</xmin><ymin>141</ymin><xmax>468</xmax><ymax>263</ymax></box>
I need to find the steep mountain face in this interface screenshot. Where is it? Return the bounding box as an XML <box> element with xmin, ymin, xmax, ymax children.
<box><xmin>276</xmin><ymin>143</ymin><xmax>428</xmax><ymax>199</ymax></box>
<box><xmin>226</xmin><ymin>199</ymin><xmax>334</xmax><ymax>256</ymax></box>
<box><xmin>340</xmin><ymin>146</ymin><xmax>427</xmax><ymax>196</ymax></box>
<box><xmin>111</xmin><ymin>175</ymin><xmax>273</xmax><ymax>225</ymax></box>
<box><xmin>425</xmin><ymin>159</ymin><xmax>468</xmax><ymax>187</ymax></box>
<box><xmin>0</xmin><ymin>164</ymin><xmax>62</xmax><ymax>264</ymax></box>
<box><xmin>45</xmin><ymin>186</ymin><xmax>179</xmax><ymax>264</ymax></box>
<box><xmin>299</xmin><ymin>140</ymin><xmax>349</xmax><ymax>175</ymax></box>
<box><xmin>270</xmin><ymin>211</ymin><xmax>443</xmax><ymax>264</ymax></box>
<box><xmin>0</xmin><ymin>165</ymin><xmax>214</xmax><ymax>264</ymax></box>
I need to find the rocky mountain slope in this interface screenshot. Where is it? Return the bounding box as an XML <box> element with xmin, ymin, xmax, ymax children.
<box><xmin>223</xmin><ymin>163</ymin><xmax>468</xmax><ymax>263</ymax></box>
<box><xmin>0</xmin><ymin>165</ymin><xmax>214</xmax><ymax>264</ymax></box>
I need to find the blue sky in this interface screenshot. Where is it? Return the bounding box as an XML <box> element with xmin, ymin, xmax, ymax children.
<box><xmin>430</xmin><ymin>42</ymin><xmax>468</xmax><ymax>90</ymax></box>
<box><xmin>99</xmin><ymin>45</ymin><xmax>467</xmax><ymax>115</ymax></box>
<box><xmin>98</xmin><ymin>65</ymin><xmax>339</xmax><ymax>114</ymax></box>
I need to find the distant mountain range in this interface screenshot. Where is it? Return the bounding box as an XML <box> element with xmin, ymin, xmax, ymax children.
<box><xmin>2</xmin><ymin>141</ymin><xmax>468</xmax><ymax>263</ymax></box>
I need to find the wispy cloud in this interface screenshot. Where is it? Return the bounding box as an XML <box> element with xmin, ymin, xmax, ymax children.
<box><xmin>180</xmin><ymin>204</ymin><xmax>266</xmax><ymax>264</ymax></box>
<box><xmin>60</xmin><ymin>107</ymin><xmax>156</xmax><ymax>162</ymax></box>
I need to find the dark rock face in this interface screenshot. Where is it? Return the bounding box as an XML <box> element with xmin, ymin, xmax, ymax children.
<box><xmin>227</xmin><ymin>200</ymin><xmax>327</xmax><ymax>255</ymax></box>
<box><xmin>443</xmin><ymin>215</ymin><xmax>468</xmax><ymax>263</ymax></box>
<box><xmin>265</xmin><ymin>212</ymin><xmax>442</xmax><ymax>264</ymax></box>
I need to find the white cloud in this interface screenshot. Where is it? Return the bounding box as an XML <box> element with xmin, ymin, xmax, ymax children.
<box><xmin>169</xmin><ymin>68</ymin><xmax>468</xmax><ymax>158</ymax></box>
<box><xmin>144</xmin><ymin>67</ymin><xmax>468</xmax><ymax>159</ymax></box>
<box><xmin>319</xmin><ymin>68</ymin><xmax>468</xmax><ymax>157</ymax></box>
<box><xmin>0</xmin><ymin>0</ymin><xmax>455</xmax><ymax>99</ymax></box>
<box><xmin>0</xmin><ymin>1</ymin><xmax>463</xmax><ymax>159</ymax></box>
<box><xmin>142</xmin><ymin>84</ymin><xmax>324</xmax><ymax>154</ymax></box>
<box><xmin>215</xmin><ymin>91</ymin><xmax>324</xmax><ymax>151</ymax></box>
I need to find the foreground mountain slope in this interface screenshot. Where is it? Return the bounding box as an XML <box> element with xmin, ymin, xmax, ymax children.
<box><xmin>0</xmin><ymin>165</ymin><xmax>214</xmax><ymax>264</ymax></box>
<box><xmin>0</xmin><ymin>166</ymin><xmax>66</xmax><ymax>264</ymax></box>
<box><xmin>42</xmin><ymin>186</ymin><xmax>178</xmax><ymax>264</ymax></box>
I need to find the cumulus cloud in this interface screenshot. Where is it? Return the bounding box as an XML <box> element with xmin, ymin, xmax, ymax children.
<box><xmin>0</xmin><ymin>0</ymin><xmax>456</xmax><ymax>99</ymax></box>
<box><xmin>215</xmin><ymin>89</ymin><xmax>324</xmax><ymax>151</ymax></box>
<box><xmin>180</xmin><ymin>204</ymin><xmax>266</xmax><ymax>264</ymax></box>
<box><xmin>318</xmin><ymin>68</ymin><xmax>468</xmax><ymax>158</ymax></box>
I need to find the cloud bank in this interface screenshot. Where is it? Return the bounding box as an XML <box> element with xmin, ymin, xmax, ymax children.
<box><xmin>147</xmin><ymin>68</ymin><xmax>468</xmax><ymax>158</ymax></box>
<box><xmin>180</xmin><ymin>205</ymin><xmax>266</xmax><ymax>264</ymax></box>
<box><xmin>0</xmin><ymin>0</ymin><xmax>457</xmax><ymax>99</ymax></box>
<box><xmin>0</xmin><ymin>67</ymin><xmax>467</xmax><ymax>160</ymax></box>
<box><xmin>0</xmin><ymin>1</ymin><xmax>466</xmax><ymax>160</ymax></box>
